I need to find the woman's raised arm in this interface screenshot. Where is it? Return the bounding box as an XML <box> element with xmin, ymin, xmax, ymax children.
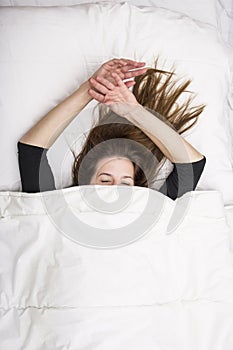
<box><xmin>88</xmin><ymin>72</ymin><xmax>204</xmax><ymax>164</ymax></box>
<box><xmin>19</xmin><ymin>59</ymin><xmax>147</xmax><ymax>149</ymax></box>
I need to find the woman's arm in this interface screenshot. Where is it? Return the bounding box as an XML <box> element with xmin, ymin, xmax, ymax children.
<box><xmin>19</xmin><ymin>59</ymin><xmax>147</xmax><ymax>149</ymax></box>
<box><xmin>88</xmin><ymin>72</ymin><xmax>204</xmax><ymax>164</ymax></box>
<box><xmin>19</xmin><ymin>81</ymin><xmax>92</xmax><ymax>149</ymax></box>
<box><xmin>121</xmin><ymin>104</ymin><xmax>204</xmax><ymax>163</ymax></box>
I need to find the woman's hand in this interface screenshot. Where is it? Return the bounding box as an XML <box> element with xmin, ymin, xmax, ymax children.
<box><xmin>90</xmin><ymin>58</ymin><xmax>147</xmax><ymax>87</ymax></box>
<box><xmin>88</xmin><ymin>72</ymin><xmax>140</xmax><ymax>116</ymax></box>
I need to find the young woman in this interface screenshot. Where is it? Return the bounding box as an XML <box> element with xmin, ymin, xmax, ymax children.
<box><xmin>18</xmin><ymin>58</ymin><xmax>206</xmax><ymax>200</ymax></box>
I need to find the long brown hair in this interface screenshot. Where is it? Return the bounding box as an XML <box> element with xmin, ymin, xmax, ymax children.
<box><xmin>71</xmin><ymin>58</ymin><xmax>205</xmax><ymax>188</ymax></box>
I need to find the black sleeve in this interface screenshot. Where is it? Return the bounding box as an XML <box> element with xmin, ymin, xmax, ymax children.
<box><xmin>17</xmin><ymin>141</ymin><xmax>56</xmax><ymax>193</ymax></box>
<box><xmin>158</xmin><ymin>156</ymin><xmax>206</xmax><ymax>200</ymax></box>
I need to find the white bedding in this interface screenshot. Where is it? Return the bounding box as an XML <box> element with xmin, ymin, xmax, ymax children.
<box><xmin>0</xmin><ymin>187</ymin><xmax>233</xmax><ymax>349</ymax></box>
<box><xmin>0</xmin><ymin>1</ymin><xmax>233</xmax><ymax>348</ymax></box>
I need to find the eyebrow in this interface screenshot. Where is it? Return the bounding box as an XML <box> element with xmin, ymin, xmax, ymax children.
<box><xmin>97</xmin><ymin>172</ymin><xmax>134</xmax><ymax>180</ymax></box>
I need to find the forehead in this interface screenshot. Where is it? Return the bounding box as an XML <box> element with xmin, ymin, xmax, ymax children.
<box><xmin>96</xmin><ymin>157</ymin><xmax>133</xmax><ymax>171</ymax></box>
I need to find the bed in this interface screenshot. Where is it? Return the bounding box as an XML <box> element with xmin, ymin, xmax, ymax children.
<box><xmin>0</xmin><ymin>1</ymin><xmax>233</xmax><ymax>349</ymax></box>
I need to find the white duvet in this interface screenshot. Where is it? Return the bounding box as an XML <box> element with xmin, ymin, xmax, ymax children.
<box><xmin>0</xmin><ymin>186</ymin><xmax>233</xmax><ymax>349</ymax></box>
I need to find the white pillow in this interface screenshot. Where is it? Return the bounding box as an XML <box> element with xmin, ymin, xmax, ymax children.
<box><xmin>0</xmin><ymin>2</ymin><xmax>233</xmax><ymax>203</ymax></box>
<box><xmin>0</xmin><ymin>0</ymin><xmax>219</xmax><ymax>28</ymax></box>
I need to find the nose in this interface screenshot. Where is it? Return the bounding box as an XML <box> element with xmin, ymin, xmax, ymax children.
<box><xmin>112</xmin><ymin>178</ymin><xmax>124</xmax><ymax>185</ymax></box>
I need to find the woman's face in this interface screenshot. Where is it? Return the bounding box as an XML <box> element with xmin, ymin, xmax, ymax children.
<box><xmin>90</xmin><ymin>157</ymin><xmax>135</xmax><ymax>186</ymax></box>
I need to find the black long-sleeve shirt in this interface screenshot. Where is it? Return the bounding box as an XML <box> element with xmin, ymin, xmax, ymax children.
<box><xmin>17</xmin><ymin>141</ymin><xmax>206</xmax><ymax>200</ymax></box>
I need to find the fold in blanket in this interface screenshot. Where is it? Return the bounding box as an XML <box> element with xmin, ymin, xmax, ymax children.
<box><xmin>0</xmin><ymin>187</ymin><xmax>233</xmax><ymax>349</ymax></box>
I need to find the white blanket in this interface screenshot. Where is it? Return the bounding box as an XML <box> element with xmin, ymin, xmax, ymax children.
<box><xmin>0</xmin><ymin>187</ymin><xmax>233</xmax><ymax>349</ymax></box>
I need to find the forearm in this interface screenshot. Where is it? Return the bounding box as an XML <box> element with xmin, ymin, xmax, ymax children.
<box><xmin>125</xmin><ymin>104</ymin><xmax>204</xmax><ymax>163</ymax></box>
<box><xmin>19</xmin><ymin>81</ymin><xmax>92</xmax><ymax>149</ymax></box>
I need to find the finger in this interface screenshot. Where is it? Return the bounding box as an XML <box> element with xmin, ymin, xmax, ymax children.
<box><xmin>119</xmin><ymin>58</ymin><xmax>146</xmax><ymax>67</ymax></box>
<box><xmin>89</xmin><ymin>77</ymin><xmax>109</xmax><ymax>95</ymax></box>
<box><xmin>119</xmin><ymin>65</ymin><xmax>138</xmax><ymax>73</ymax></box>
<box><xmin>96</xmin><ymin>75</ymin><xmax>116</xmax><ymax>90</ymax></box>
<box><xmin>108</xmin><ymin>58</ymin><xmax>145</xmax><ymax>68</ymax></box>
<box><xmin>111</xmin><ymin>72</ymin><xmax>125</xmax><ymax>87</ymax></box>
<box><xmin>114</xmin><ymin>59</ymin><xmax>128</xmax><ymax>66</ymax></box>
<box><xmin>124</xmin><ymin>67</ymin><xmax>148</xmax><ymax>79</ymax></box>
<box><xmin>107</xmin><ymin>59</ymin><xmax>127</xmax><ymax>67</ymax></box>
<box><xmin>88</xmin><ymin>88</ymin><xmax>105</xmax><ymax>102</ymax></box>
<box><xmin>125</xmin><ymin>80</ymin><xmax>136</xmax><ymax>88</ymax></box>
<box><xmin>120</xmin><ymin>65</ymin><xmax>147</xmax><ymax>73</ymax></box>
<box><xmin>111</xmin><ymin>69</ymin><xmax>125</xmax><ymax>80</ymax></box>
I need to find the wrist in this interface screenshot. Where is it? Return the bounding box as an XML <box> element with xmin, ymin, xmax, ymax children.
<box><xmin>110</xmin><ymin>102</ymin><xmax>141</xmax><ymax>119</ymax></box>
<box><xmin>80</xmin><ymin>80</ymin><xmax>93</xmax><ymax>97</ymax></box>
<box><xmin>71</xmin><ymin>80</ymin><xmax>92</xmax><ymax>108</ymax></box>
<box><xmin>123</xmin><ymin>102</ymin><xmax>141</xmax><ymax>118</ymax></box>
